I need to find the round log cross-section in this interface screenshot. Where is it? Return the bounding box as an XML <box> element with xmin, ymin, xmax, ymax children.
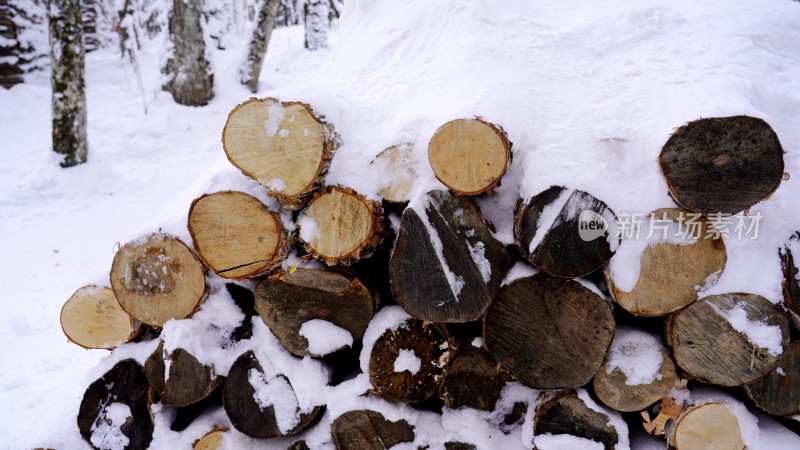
<box><xmin>671</xmin><ymin>403</ymin><xmax>745</xmax><ymax>450</ymax></box>
<box><xmin>60</xmin><ymin>285</ymin><xmax>140</xmax><ymax>350</ymax></box>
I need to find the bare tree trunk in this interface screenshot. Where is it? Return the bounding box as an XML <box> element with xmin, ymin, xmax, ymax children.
<box><xmin>242</xmin><ymin>0</ymin><xmax>279</xmax><ymax>93</ymax></box>
<box><xmin>163</xmin><ymin>0</ymin><xmax>213</xmax><ymax>106</ymax></box>
<box><xmin>48</xmin><ymin>0</ymin><xmax>88</xmax><ymax>167</ymax></box>
<box><xmin>303</xmin><ymin>0</ymin><xmax>328</xmax><ymax>50</ymax></box>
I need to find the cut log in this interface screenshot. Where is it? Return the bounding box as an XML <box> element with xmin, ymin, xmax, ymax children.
<box><xmin>781</xmin><ymin>234</ymin><xmax>800</xmax><ymax>328</ymax></box>
<box><xmin>369</xmin><ymin>318</ymin><xmax>452</xmax><ymax>403</ymax></box>
<box><xmin>659</xmin><ymin>115</ymin><xmax>785</xmax><ymax>215</ymax></box>
<box><xmin>670</xmin><ymin>403</ymin><xmax>745</xmax><ymax>450</ymax></box>
<box><xmin>514</xmin><ymin>186</ymin><xmax>618</xmax><ymax>278</ymax></box>
<box><xmin>222</xmin><ymin>98</ymin><xmax>338</xmax><ymax>207</ymax></box>
<box><xmin>110</xmin><ymin>233</ymin><xmax>208</xmax><ymax>327</ymax></box>
<box><xmin>171</xmin><ymin>384</ymin><xmax>223</xmax><ymax>431</ymax></box>
<box><xmin>439</xmin><ymin>348</ymin><xmax>512</xmax><ymax>411</ymax></box>
<box><xmin>78</xmin><ymin>359</ymin><xmax>153</xmax><ymax>450</ymax></box>
<box><xmin>592</xmin><ymin>327</ymin><xmax>678</xmax><ymax>412</ymax></box>
<box><xmin>606</xmin><ymin>208</ymin><xmax>727</xmax><ymax>317</ymax></box>
<box><xmin>193</xmin><ymin>429</ymin><xmax>226</xmax><ymax>450</ymax></box>
<box><xmin>428</xmin><ymin>118</ymin><xmax>511</xmax><ymax>195</ymax></box>
<box><xmin>484</xmin><ymin>273</ymin><xmax>615</xmax><ymax>389</ymax></box>
<box><xmin>298</xmin><ymin>186</ymin><xmax>390</xmax><ymax>266</ymax></box>
<box><xmin>667</xmin><ymin>293</ymin><xmax>790</xmax><ymax>386</ymax></box>
<box><xmin>532</xmin><ymin>391</ymin><xmax>620</xmax><ymax>450</ymax></box>
<box><xmin>331</xmin><ymin>410</ymin><xmax>415</xmax><ymax>450</ymax></box>
<box><xmin>254</xmin><ymin>268</ymin><xmax>375</xmax><ymax>357</ymax></box>
<box><xmin>188</xmin><ymin>191</ymin><xmax>289</xmax><ymax>279</ymax></box>
<box><xmin>222</xmin><ymin>350</ymin><xmax>324</xmax><ymax>439</ymax></box>
<box><xmin>371</xmin><ymin>144</ymin><xmax>416</xmax><ymax>203</ymax></box>
<box><xmin>389</xmin><ymin>190</ymin><xmax>510</xmax><ymax>322</ymax></box>
<box><xmin>744</xmin><ymin>341</ymin><xmax>800</xmax><ymax>416</ymax></box>
<box><xmin>144</xmin><ymin>341</ymin><xmax>221</xmax><ymax>407</ymax></box>
<box><xmin>288</xmin><ymin>441</ymin><xmax>311</xmax><ymax>450</ymax></box>
<box><xmin>60</xmin><ymin>285</ymin><xmax>141</xmax><ymax>350</ymax></box>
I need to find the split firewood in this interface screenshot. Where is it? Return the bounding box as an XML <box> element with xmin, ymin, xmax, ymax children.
<box><xmin>439</xmin><ymin>348</ymin><xmax>512</xmax><ymax>411</ymax></box>
<box><xmin>110</xmin><ymin>233</ymin><xmax>208</xmax><ymax>327</ymax></box>
<box><xmin>667</xmin><ymin>293</ymin><xmax>789</xmax><ymax>386</ymax></box>
<box><xmin>331</xmin><ymin>410</ymin><xmax>415</xmax><ymax>450</ymax></box>
<box><xmin>254</xmin><ymin>268</ymin><xmax>375</xmax><ymax>357</ymax></box>
<box><xmin>371</xmin><ymin>144</ymin><xmax>416</xmax><ymax>203</ymax></box>
<box><xmin>593</xmin><ymin>327</ymin><xmax>678</xmax><ymax>412</ymax></box>
<box><xmin>144</xmin><ymin>341</ymin><xmax>221</xmax><ymax>407</ymax></box>
<box><xmin>532</xmin><ymin>391</ymin><xmax>621</xmax><ymax>450</ymax></box>
<box><xmin>188</xmin><ymin>191</ymin><xmax>289</xmax><ymax>279</ymax></box>
<box><xmin>659</xmin><ymin>115</ymin><xmax>785</xmax><ymax>215</ymax></box>
<box><xmin>77</xmin><ymin>359</ymin><xmax>153</xmax><ymax>450</ymax></box>
<box><xmin>297</xmin><ymin>186</ymin><xmax>391</xmax><ymax>266</ymax></box>
<box><xmin>428</xmin><ymin>118</ymin><xmax>511</xmax><ymax>195</ymax></box>
<box><xmin>514</xmin><ymin>186</ymin><xmax>618</xmax><ymax>278</ymax></box>
<box><xmin>484</xmin><ymin>273</ymin><xmax>615</xmax><ymax>389</ymax></box>
<box><xmin>222</xmin><ymin>98</ymin><xmax>339</xmax><ymax>208</ymax></box>
<box><xmin>606</xmin><ymin>208</ymin><xmax>727</xmax><ymax>317</ymax></box>
<box><xmin>744</xmin><ymin>341</ymin><xmax>800</xmax><ymax>416</ymax></box>
<box><xmin>222</xmin><ymin>350</ymin><xmax>324</xmax><ymax>439</ymax></box>
<box><xmin>781</xmin><ymin>234</ymin><xmax>800</xmax><ymax>328</ymax></box>
<box><xmin>669</xmin><ymin>403</ymin><xmax>745</xmax><ymax>450</ymax></box>
<box><xmin>641</xmin><ymin>394</ymin><xmax>685</xmax><ymax>436</ymax></box>
<box><xmin>389</xmin><ymin>190</ymin><xmax>510</xmax><ymax>322</ymax></box>
<box><xmin>193</xmin><ymin>429</ymin><xmax>226</xmax><ymax>450</ymax></box>
<box><xmin>369</xmin><ymin>318</ymin><xmax>452</xmax><ymax>403</ymax></box>
<box><xmin>60</xmin><ymin>285</ymin><xmax>142</xmax><ymax>350</ymax></box>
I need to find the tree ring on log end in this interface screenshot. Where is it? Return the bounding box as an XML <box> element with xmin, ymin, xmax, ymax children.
<box><xmin>672</xmin><ymin>403</ymin><xmax>745</xmax><ymax>450</ymax></box>
<box><xmin>60</xmin><ymin>285</ymin><xmax>140</xmax><ymax>350</ymax></box>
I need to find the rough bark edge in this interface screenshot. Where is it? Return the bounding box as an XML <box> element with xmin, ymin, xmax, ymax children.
<box><xmin>59</xmin><ymin>285</ymin><xmax>144</xmax><ymax>350</ymax></box>
<box><xmin>299</xmin><ymin>185</ymin><xmax>392</xmax><ymax>266</ymax></box>
<box><xmin>187</xmin><ymin>191</ymin><xmax>290</xmax><ymax>280</ymax></box>
<box><xmin>221</xmin><ymin>97</ymin><xmax>340</xmax><ymax>205</ymax></box>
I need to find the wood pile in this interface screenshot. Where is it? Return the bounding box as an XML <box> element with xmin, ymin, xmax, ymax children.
<box><xmin>61</xmin><ymin>98</ymin><xmax>799</xmax><ymax>449</ymax></box>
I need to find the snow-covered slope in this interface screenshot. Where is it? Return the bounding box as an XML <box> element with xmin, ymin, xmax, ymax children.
<box><xmin>2</xmin><ymin>0</ymin><xmax>800</xmax><ymax>448</ymax></box>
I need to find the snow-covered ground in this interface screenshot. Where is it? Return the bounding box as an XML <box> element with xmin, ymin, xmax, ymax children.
<box><xmin>2</xmin><ymin>0</ymin><xmax>800</xmax><ymax>448</ymax></box>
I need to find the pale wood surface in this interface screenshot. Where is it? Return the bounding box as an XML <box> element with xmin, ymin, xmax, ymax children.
<box><xmin>193</xmin><ymin>429</ymin><xmax>226</xmax><ymax>450</ymax></box>
<box><xmin>373</xmin><ymin>144</ymin><xmax>416</xmax><ymax>203</ymax></box>
<box><xmin>673</xmin><ymin>403</ymin><xmax>745</xmax><ymax>450</ymax></box>
<box><xmin>60</xmin><ymin>285</ymin><xmax>139</xmax><ymax>349</ymax></box>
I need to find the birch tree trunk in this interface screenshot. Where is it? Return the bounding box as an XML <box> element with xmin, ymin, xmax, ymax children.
<box><xmin>163</xmin><ymin>0</ymin><xmax>213</xmax><ymax>106</ymax></box>
<box><xmin>303</xmin><ymin>0</ymin><xmax>328</xmax><ymax>51</ymax></box>
<box><xmin>48</xmin><ymin>0</ymin><xmax>88</xmax><ymax>167</ymax></box>
<box><xmin>242</xmin><ymin>0</ymin><xmax>280</xmax><ymax>93</ymax></box>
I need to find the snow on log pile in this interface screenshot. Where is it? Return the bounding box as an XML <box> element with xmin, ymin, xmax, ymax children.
<box><xmin>58</xmin><ymin>0</ymin><xmax>800</xmax><ymax>449</ymax></box>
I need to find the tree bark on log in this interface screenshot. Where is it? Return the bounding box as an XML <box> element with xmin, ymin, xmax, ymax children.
<box><xmin>781</xmin><ymin>234</ymin><xmax>800</xmax><ymax>328</ymax></box>
<box><xmin>744</xmin><ymin>341</ymin><xmax>800</xmax><ymax>416</ymax></box>
<box><xmin>78</xmin><ymin>359</ymin><xmax>153</xmax><ymax>450</ymax></box>
<box><xmin>369</xmin><ymin>318</ymin><xmax>452</xmax><ymax>403</ymax></box>
<box><xmin>223</xmin><ymin>98</ymin><xmax>339</xmax><ymax>207</ymax></box>
<box><xmin>484</xmin><ymin>273</ymin><xmax>615</xmax><ymax>390</ymax></box>
<box><xmin>371</xmin><ymin>144</ymin><xmax>416</xmax><ymax>204</ymax></box>
<box><xmin>533</xmin><ymin>391</ymin><xmax>620</xmax><ymax>450</ymax></box>
<box><xmin>438</xmin><ymin>347</ymin><xmax>511</xmax><ymax>411</ymax></box>
<box><xmin>241</xmin><ymin>0</ymin><xmax>280</xmax><ymax>93</ymax></box>
<box><xmin>110</xmin><ymin>233</ymin><xmax>208</xmax><ymax>327</ymax></box>
<box><xmin>298</xmin><ymin>186</ymin><xmax>391</xmax><ymax>265</ymax></box>
<box><xmin>60</xmin><ymin>285</ymin><xmax>141</xmax><ymax>350</ymax></box>
<box><xmin>331</xmin><ymin>410</ymin><xmax>415</xmax><ymax>450</ymax></box>
<box><xmin>670</xmin><ymin>403</ymin><xmax>745</xmax><ymax>450</ymax></box>
<box><xmin>659</xmin><ymin>115</ymin><xmax>785</xmax><ymax>215</ymax></box>
<box><xmin>188</xmin><ymin>191</ymin><xmax>289</xmax><ymax>279</ymax></box>
<box><xmin>254</xmin><ymin>267</ymin><xmax>375</xmax><ymax>357</ymax></box>
<box><xmin>514</xmin><ymin>186</ymin><xmax>618</xmax><ymax>278</ymax></box>
<box><xmin>667</xmin><ymin>292</ymin><xmax>789</xmax><ymax>386</ymax></box>
<box><xmin>163</xmin><ymin>0</ymin><xmax>213</xmax><ymax>106</ymax></box>
<box><xmin>144</xmin><ymin>341</ymin><xmax>222</xmax><ymax>407</ymax></box>
<box><xmin>389</xmin><ymin>190</ymin><xmax>510</xmax><ymax>322</ymax></box>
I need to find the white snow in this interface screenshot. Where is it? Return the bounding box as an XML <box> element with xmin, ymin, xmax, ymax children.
<box><xmin>90</xmin><ymin>402</ymin><xmax>131</xmax><ymax>450</ymax></box>
<box><xmin>263</xmin><ymin>101</ymin><xmax>286</xmax><ymax>137</ymax></box>
<box><xmin>606</xmin><ymin>327</ymin><xmax>664</xmax><ymax>386</ymax></box>
<box><xmin>710</xmin><ymin>299</ymin><xmax>784</xmax><ymax>357</ymax></box>
<box><xmin>393</xmin><ymin>349</ymin><xmax>422</xmax><ymax>375</ymax></box>
<box><xmin>533</xmin><ymin>433</ymin><xmax>605</xmax><ymax>450</ymax></box>
<box><xmin>247</xmin><ymin>368</ymin><xmax>301</xmax><ymax>434</ymax></box>
<box><xmin>467</xmin><ymin>240</ymin><xmax>491</xmax><ymax>283</ymax></box>
<box><xmin>297</xmin><ymin>215</ymin><xmax>320</xmax><ymax>243</ymax></box>
<box><xmin>299</xmin><ymin>319</ymin><xmax>354</xmax><ymax>355</ymax></box>
<box><xmin>501</xmin><ymin>261</ymin><xmax>539</xmax><ymax>286</ymax></box>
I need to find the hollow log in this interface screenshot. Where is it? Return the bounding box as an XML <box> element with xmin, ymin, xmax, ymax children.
<box><xmin>369</xmin><ymin>318</ymin><xmax>452</xmax><ymax>403</ymax></box>
<box><xmin>371</xmin><ymin>144</ymin><xmax>415</xmax><ymax>203</ymax></box>
<box><xmin>222</xmin><ymin>350</ymin><xmax>323</xmax><ymax>439</ymax></box>
<box><xmin>781</xmin><ymin>234</ymin><xmax>800</xmax><ymax>328</ymax></box>
<box><xmin>670</xmin><ymin>403</ymin><xmax>745</xmax><ymax>450</ymax></box>
<box><xmin>77</xmin><ymin>359</ymin><xmax>153</xmax><ymax>450</ymax></box>
<box><xmin>484</xmin><ymin>273</ymin><xmax>615</xmax><ymax>389</ymax></box>
<box><xmin>389</xmin><ymin>190</ymin><xmax>510</xmax><ymax>322</ymax></box>
<box><xmin>222</xmin><ymin>98</ymin><xmax>338</xmax><ymax>208</ymax></box>
<box><xmin>144</xmin><ymin>341</ymin><xmax>221</xmax><ymax>407</ymax></box>
<box><xmin>188</xmin><ymin>191</ymin><xmax>289</xmax><ymax>279</ymax></box>
<box><xmin>110</xmin><ymin>233</ymin><xmax>208</xmax><ymax>327</ymax></box>
<box><xmin>667</xmin><ymin>292</ymin><xmax>789</xmax><ymax>386</ymax></box>
<box><xmin>532</xmin><ymin>391</ymin><xmax>620</xmax><ymax>450</ymax></box>
<box><xmin>514</xmin><ymin>186</ymin><xmax>618</xmax><ymax>278</ymax></box>
<box><xmin>60</xmin><ymin>285</ymin><xmax>141</xmax><ymax>350</ymax></box>
<box><xmin>427</xmin><ymin>118</ymin><xmax>511</xmax><ymax>195</ymax></box>
<box><xmin>606</xmin><ymin>208</ymin><xmax>727</xmax><ymax>317</ymax></box>
<box><xmin>193</xmin><ymin>429</ymin><xmax>226</xmax><ymax>450</ymax></box>
<box><xmin>254</xmin><ymin>268</ymin><xmax>375</xmax><ymax>357</ymax></box>
<box><xmin>439</xmin><ymin>348</ymin><xmax>511</xmax><ymax>411</ymax></box>
<box><xmin>744</xmin><ymin>341</ymin><xmax>800</xmax><ymax>416</ymax></box>
<box><xmin>297</xmin><ymin>186</ymin><xmax>391</xmax><ymax>266</ymax></box>
<box><xmin>331</xmin><ymin>410</ymin><xmax>415</xmax><ymax>450</ymax></box>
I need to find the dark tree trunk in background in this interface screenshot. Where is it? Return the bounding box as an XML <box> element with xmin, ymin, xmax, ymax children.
<box><xmin>0</xmin><ymin>0</ymin><xmax>23</xmax><ymax>88</ymax></box>
<box><xmin>163</xmin><ymin>0</ymin><xmax>213</xmax><ymax>106</ymax></box>
<box><xmin>242</xmin><ymin>0</ymin><xmax>280</xmax><ymax>93</ymax></box>
<box><xmin>48</xmin><ymin>0</ymin><xmax>88</xmax><ymax>167</ymax></box>
<box><xmin>303</xmin><ymin>0</ymin><xmax>328</xmax><ymax>50</ymax></box>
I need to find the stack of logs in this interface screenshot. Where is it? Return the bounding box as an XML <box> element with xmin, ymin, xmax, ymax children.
<box><xmin>61</xmin><ymin>98</ymin><xmax>799</xmax><ymax>450</ymax></box>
